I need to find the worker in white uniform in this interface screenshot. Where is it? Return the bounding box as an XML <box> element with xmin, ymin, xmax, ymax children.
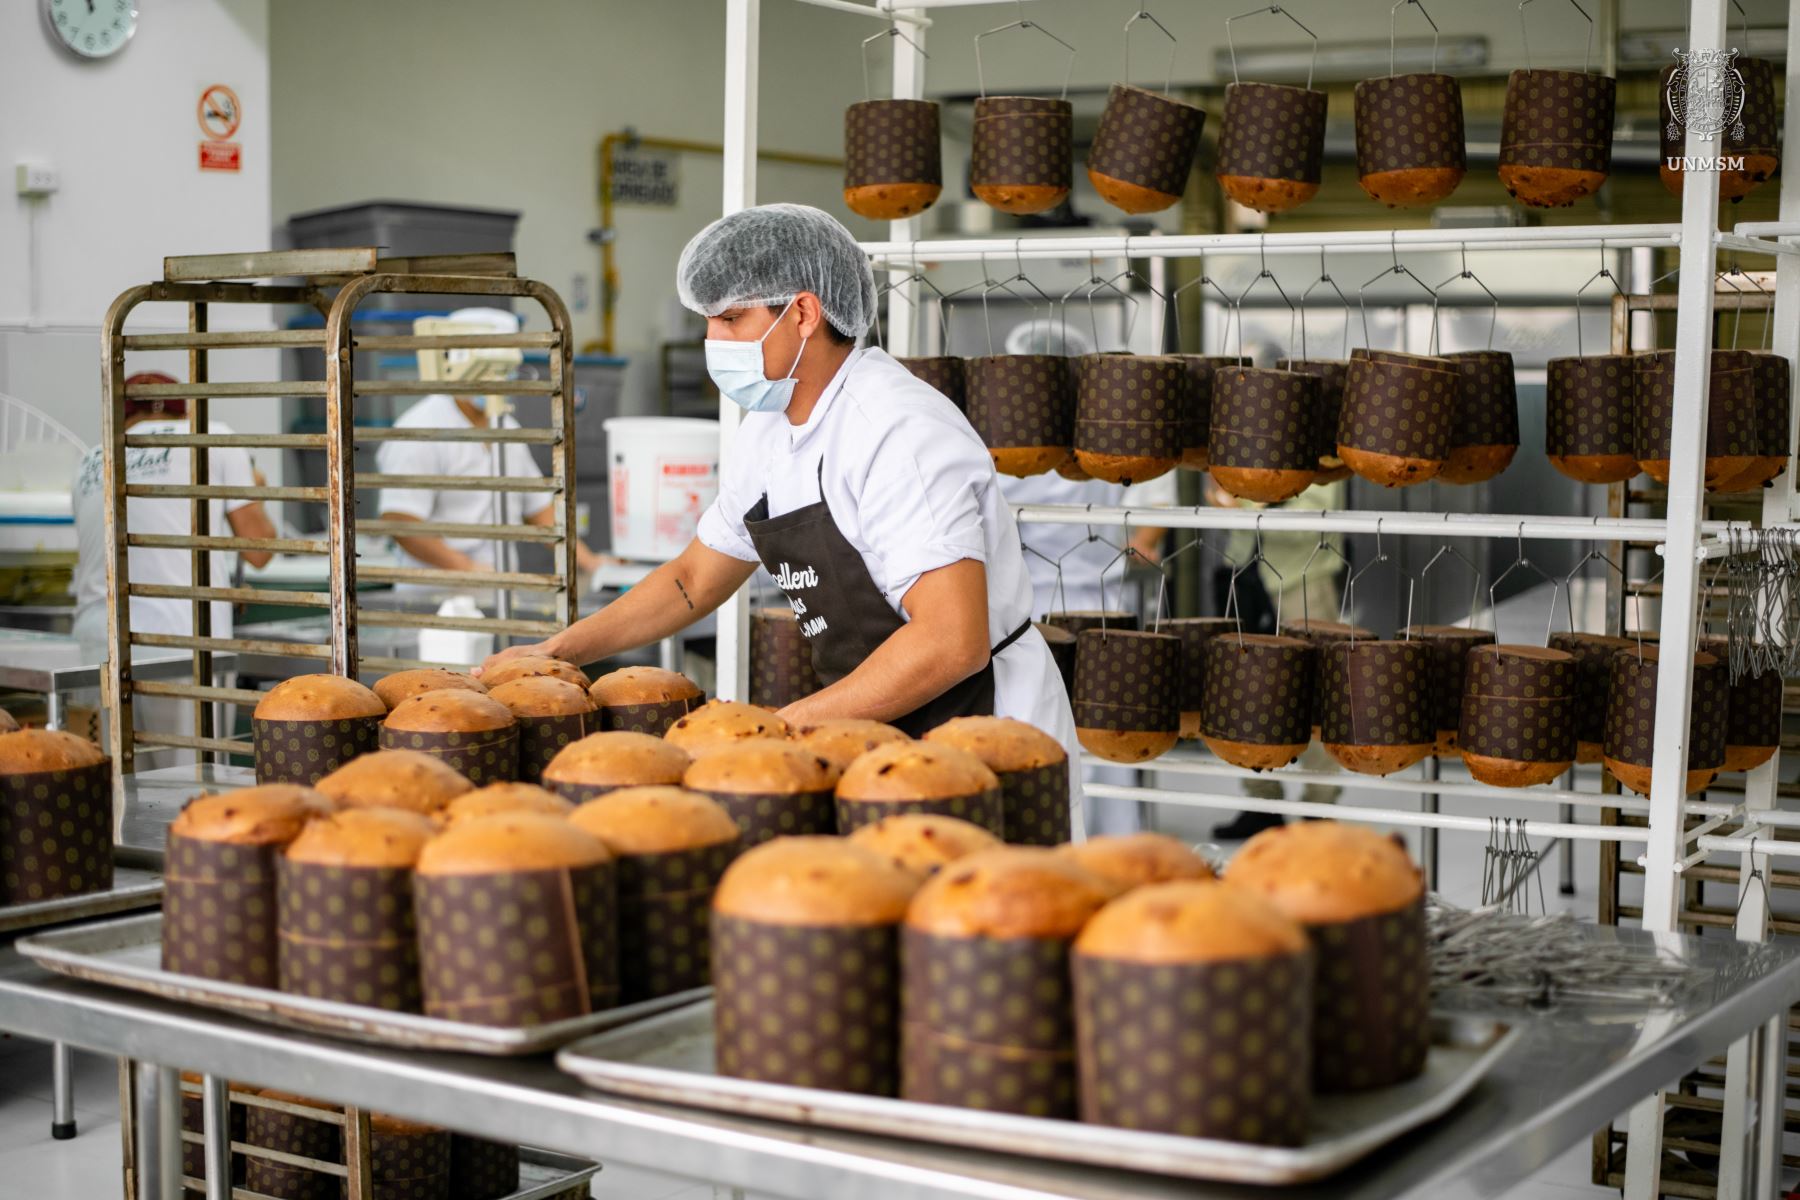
<box><xmin>481</xmin><ymin>204</ymin><xmax>1081</xmax><ymax>818</ymax></box>
<box><xmin>70</xmin><ymin>373</ymin><xmax>278</xmax><ymax>758</ymax></box>
<box><xmin>377</xmin><ymin>307</ymin><xmax>605</xmax><ymax>585</ymax></box>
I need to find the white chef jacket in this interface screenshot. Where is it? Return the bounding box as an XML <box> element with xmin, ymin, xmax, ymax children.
<box><xmin>377</xmin><ymin>394</ymin><xmax>549</xmax><ymax>574</ymax></box>
<box><xmin>70</xmin><ymin>418</ymin><xmax>256</xmax><ymax>648</ymax></box>
<box><xmin>1005</xmin><ymin>471</ymin><xmax>1180</xmax><ymax>615</ymax></box>
<box><xmin>697</xmin><ymin>348</ymin><xmax>1082</xmax><ymax>818</ymax></box>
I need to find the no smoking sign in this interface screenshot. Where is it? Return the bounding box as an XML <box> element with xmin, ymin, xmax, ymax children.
<box><xmin>198</xmin><ymin>83</ymin><xmax>242</xmax><ymax>172</ymax></box>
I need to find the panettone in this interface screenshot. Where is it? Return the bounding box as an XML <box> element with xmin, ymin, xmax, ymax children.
<box><xmin>905</xmin><ymin>846</ymin><xmax>1109</xmax><ymax>940</ymax></box>
<box><xmin>252</xmin><ymin>674</ymin><xmax>385</xmax><ymax>721</ymax></box>
<box><xmin>489</xmin><ymin>676</ymin><xmax>592</xmax><ymax>718</ymax></box>
<box><xmin>834</xmin><ymin>740</ymin><xmax>1003</xmax><ymax>836</ymax></box>
<box><xmin>1227</xmin><ymin>820</ymin><xmax>1423</xmax><ymax>924</ymax></box>
<box><xmin>683</xmin><ymin>739</ymin><xmax>840</xmax><ymax>845</ymax></box>
<box><xmin>589</xmin><ymin>666</ymin><xmax>703</xmax><ymax>707</ymax></box>
<box><xmin>315</xmin><ymin>749</ymin><xmax>472</xmax><ymax>815</ymax></box>
<box><xmin>847</xmin><ymin>813</ymin><xmax>1001</xmax><ymax>877</ymax></box>
<box><xmin>170</xmin><ymin>785</ymin><xmax>333</xmax><ymax>845</ymax></box>
<box><xmin>371</xmin><ymin>668</ymin><xmax>486</xmax><ymax>709</ymax></box>
<box><xmin>790</xmin><ymin>718</ymin><xmax>910</xmax><ymax>774</ymax></box>
<box><xmin>1055</xmin><ymin>832</ymin><xmax>1213</xmax><ymax>895</ymax></box>
<box><xmin>569</xmin><ymin>786</ymin><xmax>739</xmax><ymax>855</ymax></box>
<box><xmin>282</xmin><ymin>807</ymin><xmax>436</xmax><ymax>867</ymax></box>
<box><xmin>922</xmin><ymin>715</ymin><xmax>1070</xmax><ymax>844</ymax></box>
<box><xmin>1075</xmin><ymin>877</ymin><xmax>1307</xmax><ymax>963</ymax></box>
<box><xmin>664</xmin><ymin>700</ymin><xmax>790</xmax><ymax>753</ymax></box>
<box><xmin>713</xmin><ymin>835</ymin><xmax>920</xmax><ymax>926</ymax></box>
<box><xmin>542</xmin><ymin>731</ymin><xmax>692</xmax><ymax>799</ymax></box>
<box><xmin>0</xmin><ymin>728</ymin><xmax>106</xmax><ymax>773</ymax></box>
<box><xmin>478</xmin><ymin>655</ymin><xmax>589</xmax><ymax>690</ymax></box>
<box><xmin>383</xmin><ymin>690</ymin><xmax>515</xmax><ymax>734</ymax></box>
<box><xmin>441</xmin><ymin>782</ymin><xmax>574</xmax><ymax>824</ymax></box>
<box><xmin>415</xmin><ymin>812</ymin><xmax>611</xmax><ymax>875</ymax></box>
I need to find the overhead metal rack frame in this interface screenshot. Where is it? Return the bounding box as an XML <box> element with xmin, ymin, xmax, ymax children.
<box><xmin>100</xmin><ymin>249</ymin><xmax>578</xmax><ymax>772</ymax></box>
<box><xmin>712</xmin><ymin>1</ymin><xmax>1800</xmax><ymax>1197</ymax></box>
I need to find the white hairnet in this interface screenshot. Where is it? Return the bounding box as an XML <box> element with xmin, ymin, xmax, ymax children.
<box><xmin>676</xmin><ymin>203</ymin><xmax>876</xmax><ymax>339</ymax></box>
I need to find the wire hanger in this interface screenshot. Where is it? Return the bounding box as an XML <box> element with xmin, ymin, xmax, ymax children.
<box><xmin>1057</xmin><ymin>248</ymin><xmax>1141</xmax><ymax>355</ymax></box>
<box><xmin>1298</xmin><ymin>245</ymin><xmax>1354</xmax><ymax>362</ymax></box>
<box><xmin>975</xmin><ymin>6</ymin><xmax>1077</xmax><ymax>100</ymax></box>
<box><xmin>1296</xmin><ymin>533</ymin><xmax>1352</xmax><ymax>629</ymax></box>
<box><xmin>1226</xmin><ymin>514</ymin><xmax>1286</xmax><ymax>639</ymax></box>
<box><xmin>1429</xmin><ymin>243</ymin><xmax>1502</xmax><ymax>356</ymax></box>
<box><xmin>1359</xmin><ymin>233</ymin><xmax>1438</xmax><ymax>352</ymax></box>
<box><xmin>861</xmin><ymin>24</ymin><xmax>929</xmax><ymax>102</ymax></box>
<box><xmin>1518</xmin><ymin>0</ymin><xmax>1594</xmax><ymax>75</ymax></box>
<box><xmin>1420</xmin><ymin>542</ymin><xmax>1484</xmax><ymax>631</ymax></box>
<box><xmin>1340</xmin><ymin>519</ymin><xmax>1417</xmax><ymax>639</ymax></box>
<box><xmin>1559</xmin><ymin>544</ymin><xmax>1625</xmax><ymax>637</ymax></box>
<box><xmin>1226</xmin><ymin>5</ymin><xmax>1319</xmax><ymax>90</ymax></box>
<box><xmin>1171</xmin><ymin>272</ymin><xmax>1240</xmax><ymax>360</ymax></box>
<box><xmin>1390</xmin><ymin>0</ymin><xmax>1440</xmax><ymax>76</ymax></box>
<box><xmin>1572</xmin><ymin>241</ymin><xmax>1624</xmax><ymax>357</ymax></box>
<box><xmin>1489</xmin><ymin>525</ymin><xmax>1562</xmax><ymax>646</ymax></box>
<box><xmin>1122</xmin><ymin>5</ymin><xmax>1178</xmax><ymax>95</ymax></box>
<box><xmin>1232</xmin><ymin>236</ymin><xmax>1297</xmax><ymax>363</ymax></box>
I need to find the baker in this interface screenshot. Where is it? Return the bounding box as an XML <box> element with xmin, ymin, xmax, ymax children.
<box><xmin>482</xmin><ymin>204</ymin><xmax>1078</xmax><ymax>807</ymax></box>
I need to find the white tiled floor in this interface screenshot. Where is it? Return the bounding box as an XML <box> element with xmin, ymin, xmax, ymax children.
<box><xmin>0</xmin><ymin>765</ymin><xmax>1706</xmax><ymax>1198</ymax></box>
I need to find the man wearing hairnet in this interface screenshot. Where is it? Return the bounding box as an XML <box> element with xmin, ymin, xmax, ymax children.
<box><xmin>481</xmin><ymin>205</ymin><xmax>1081</xmax><ymax>820</ymax></box>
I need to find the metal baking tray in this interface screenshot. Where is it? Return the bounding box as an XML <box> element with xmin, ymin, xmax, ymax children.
<box><xmin>16</xmin><ymin>912</ymin><xmax>707</xmax><ymax>1056</ymax></box>
<box><xmin>0</xmin><ymin>866</ymin><xmax>163</xmax><ymax>935</ymax></box>
<box><xmin>512</xmin><ymin>1148</ymin><xmax>602</xmax><ymax>1199</ymax></box>
<box><xmin>557</xmin><ymin>1001</ymin><xmax>1519</xmax><ymax>1186</ymax></box>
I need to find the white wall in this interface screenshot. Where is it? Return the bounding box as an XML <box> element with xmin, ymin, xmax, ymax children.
<box><xmin>270</xmin><ymin>0</ymin><xmax>880</xmax><ymax>417</ymax></box>
<box><xmin>0</xmin><ymin>0</ymin><xmax>273</xmax><ymax>451</ymax></box>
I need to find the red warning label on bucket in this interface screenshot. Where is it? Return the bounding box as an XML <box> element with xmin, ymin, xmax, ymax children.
<box><xmin>655</xmin><ymin>459</ymin><xmax>719</xmax><ymax>545</ymax></box>
<box><xmin>609</xmin><ymin>455</ymin><xmax>719</xmax><ymax>560</ymax></box>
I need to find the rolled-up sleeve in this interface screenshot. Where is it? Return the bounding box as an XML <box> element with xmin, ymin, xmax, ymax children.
<box><xmin>859</xmin><ymin>421</ymin><xmax>990</xmax><ymax>600</ymax></box>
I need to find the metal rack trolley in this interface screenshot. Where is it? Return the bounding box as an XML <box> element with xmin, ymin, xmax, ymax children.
<box><xmin>713</xmin><ymin>2</ymin><xmax>1800</xmax><ymax>1197</ymax></box>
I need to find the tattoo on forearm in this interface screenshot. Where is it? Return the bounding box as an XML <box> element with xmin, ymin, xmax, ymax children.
<box><xmin>674</xmin><ymin>579</ymin><xmax>695</xmax><ymax>610</ymax></box>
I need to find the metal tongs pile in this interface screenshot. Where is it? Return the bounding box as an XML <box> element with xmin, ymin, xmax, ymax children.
<box><xmin>1427</xmin><ymin>898</ymin><xmax>1710</xmax><ymax>1010</ymax></box>
<box><xmin>1721</xmin><ymin>526</ymin><xmax>1800</xmax><ymax>680</ymax></box>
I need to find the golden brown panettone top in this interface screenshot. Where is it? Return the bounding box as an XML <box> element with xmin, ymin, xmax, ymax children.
<box><xmin>790</xmin><ymin>719</ymin><xmax>910</xmax><ymax>773</ymax></box>
<box><xmin>1074</xmin><ymin>879</ymin><xmax>1309</xmax><ymax>964</ymax></box>
<box><xmin>664</xmin><ymin>700</ymin><xmax>791</xmax><ymax>753</ymax></box>
<box><xmin>922</xmin><ymin>715</ymin><xmax>1066</xmax><ymax>773</ymax></box>
<box><xmin>1226</xmin><ymin>819</ymin><xmax>1424</xmax><ymax>925</ymax></box>
<box><xmin>479</xmin><ymin>655</ymin><xmax>589</xmax><ymax>690</ymax></box>
<box><xmin>713</xmin><ymin>836</ymin><xmax>921</xmax><ymax>926</ymax></box>
<box><xmin>836</xmin><ymin>741</ymin><xmax>1000</xmax><ymax>803</ymax></box>
<box><xmin>371</xmin><ymin>668</ymin><xmax>487</xmax><ymax>709</ymax></box>
<box><xmin>368</xmin><ymin>1112</ymin><xmax>443</xmax><ymax>1137</ymax></box>
<box><xmin>442</xmin><ymin>782</ymin><xmax>574</xmax><ymax>825</ymax></box>
<box><xmin>283</xmin><ymin>807</ymin><xmax>438</xmax><ymax>868</ymax></box>
<box><xmin>1281</xmin><ymin>618</ymin><xmax>1374</xmax><ymax>642</ymax></box>
<box><xmin>847</xmin><ymin>814</ymin><xmax>1001</xmax><ymax>877</ymax></box>
<box><xmin>541</xmin><ymin>731</ymin><xmax>691</xmax><ymax>788</ymax></box>
<box><xmin>683</xmin><ymin>739</ymin><xmax>839</xmax><ymax>795</ymax></box>
<box><xmin>568</xmin><ymin>786</ymin><xmax>740</xmax><ymax>856</ymax></box>
<box><xmin>415</xmin><ymin>812</ymin><xmax>611</xmax><ymax>876</ymax></box>
<box><xmin>382</xmin><ymin>689</ymin><xmax>515</xmax><ymax>735</ymax></box>
<box><xmin>253</xmin><ymin>674</ymin><xmax>386</xmax><ymax>722</ymax></box>
<box><xmin>314</xmin><ymin>749</ymin><xmax>472</xmax><ymax>815</ymax></box>
<box><xmin>488</xmin><ymin>676</ymin><xmax>594</xmax><ymax>718</ymax></box>
<box><xmin>0</xmin><ymin>709</ymin><xmax>20</xmax><ymax>733</ymax></box>
<box><xmin>0</xmin><ymin>728</ymin><xmax>106</xmax><ymax>773</ymax></box>
<box><xmin>588</xmin><ymin>665</ymin><xmax>704</xmax><ymax>707</ymax></box>
<box><xmin>906</xmin><ymin>847</ymin><xmax>1111</xmax><ymax>939</ymax></box>
<box><xmin>1057</xmin><ymin>833</ymin><xmax>1214</xmax><ymax>895</ymax></box>
<box><xmin>169</xmin><ymin>785</ymin><xmax>333</xmax><ymax>846</ymax></box>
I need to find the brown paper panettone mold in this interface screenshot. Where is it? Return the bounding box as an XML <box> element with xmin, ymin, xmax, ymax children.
<box><xmin>1547</xmin><ymin>632</ymin><xmax>1635</xmax><ymax>763</ymax></box>
<box><xmin>970</xmin><ymin>96</ymin><xmax>1072</xmax><ymax>215</ymax></box>
<box><xmin>380</xmin><ymin>691</ymin><xmax>518</xmax><ymax>788</ymax></box>
<box><xmin>1339</xmin><ymin>352</ymin><xmax>1458</xmax><ymax>487</ymax></box>
<box><xmin>491</xmin><ymin>676</ymin><xmax>593</xmax><ymax>783</ymax></box>
<box><xmin>1499</xmin><ymin>68</ymin><xmax>1616</xmax><ymax>207</ymax></box>
<box><xmin>1400</xmin><ymin>624</ymin><xmax>1496</xmax><ymax>754</ymax></box>
<box><xmin>1711</xmin><ymin>351</ymin><xmax>1792</xmax><ymax>493</ymax></box>
<box><xmin>1087</xmin><ymin>84</ymin><xmax>1205</xmax><ymax>215</ymax></box>
<box><xmin>1164</xmin><ymin>617</ymin><xmax>1235</xmax><ymax>740</ymax></box>
<box><xmin>1209</xmin><ymin>366</ymin><xmax>1320</xmax><ymax>502</ymax></box>
<box><xmin>1227</xmin><ymin>821</ymin><xmax>1429</xmax><ymax>1092</ymax></box>
<box><xmin>844</xmin><ymin>98</ymin><xmax>942</xmax><ymax>220</ymax></box>
<box><xmin>370</xmin><ymin>1116</ymin><xmax>452</xmax><ymax>1200</ymax></box>
<box><xmin>1043</xmin><ymin>610</ymin><xmax>1139</xmax><ymax>638</ymax></box>
<box><xmin>1439</xmin><ymin>349</ymin><xmax>1520</xmax><ymax>484</ymax></box>
<box><xmin>712</xmin><ymin>838</ymin><xmax>921</xmax><ymax>1095</ymax></box>
<box><xmin>1354</xmin><ymin>73</ymin><xmax>1466</xmax><ymax>207</ymax></box>
<box><xmin>1281</xmin><ymin>618</ymin><xmax>1373</xmax><ymax>734</ymax></box>
<box><xmin>684</xmin><ymin>739</ymin><xmax>839</xmax><ymax>847</ymax></box>
<box><xmin>1634</xmin><ymin>349</ymin><xmax>1759</xmax><ymax>488</ymax></box>
<box><xmin>414</xmin><ymin>814</ymin><xmax>618</xmax><ymax>1025</ymax></box>
<box><xmin>1074</xmin><ymin>880</ymin><xmax>1313</xmax><ymax>1141</ymax></box>
<box><xmin>1701</xmin><ymin>637</ymin><xmax>1784</xmax><ymax>772</ymax></box>
<box><xmin>923</xmin><ymin>715</ymin><xmax>1069</xmax><ymax>846</ymax></box>
<box><xmin>1216</xmin><ymin>82</ymin><xmax>1328</xmax><ymax>213</ymax></box>
<box><xmin>1546</xmin><ymin>355</ymin><xmax>1638</xmax><ymax>483</ymax></box>
<box><xmin>0</xmin><ymin>729</ymin><xmax>112</xmax><ymax>905</ymax></box>
<box><xmin>589</xmin><ymin>665</ymin><xmax>703</xmax><ymax>737</ymax></box>
<box><xmin>1604</xmin><ymin>647</ymin><xmax>1729</xmax><ymax>795</ymax></box>
<box><xmin>253</xmin><ymin>674</ymin><xmax>385</xmax><ymax>788</ymax></box>
<box><xmin>749</xmin><ymin>606</ymin><xmax>819</xmax><ymax>711</ymax></box>
<box><xmin>1458</xmin><ymin>644</ymin><xmax>1577</xmax><ymax>788</ymax></box>
<box><xmin>1037</xmin><ymin>621</ymin><xmax>1078</xmax><ymax>696</ymax></box>
<box><xmin>242</xmin><ymin>1089</ymin><xmax>341</xmax><ymax>1200</ymax></box>
<box><xmin>1073</xmin><ymin>353</ymin><xmax>1184</xmax><ymax>484</ymax></box>
<box><xmin>1074</xmin><ymin>629</ymin><xmax>1180</xmax><ymax>764</ymax></box>
<box><xmin>1200</xmin><ymin>633</ymin><xmax>1315</xmax><ymax>770</ymax></box>
<box><xmin>897</xmin><ymin>356</ymin><xmax>967</xmax><ymax>414</ymax></box>
<box><xmin>1318</xmin><ymin>639</ymin><xmax>1435</xmax><ymax>776</ymax></box>
<box><xmin>835</xmin><ymin>740</ymin><xmax>1004</xmax><ymax>836</ymax></box>
<box><xmin>449</xmin><ymin>1136</ymin><xmax>519</xmax><ymax>1200</ymax></box>
<box><xmin>965</xmin><ymin>355</ymin><xmax>1074</xmax><ymax>477</ymax></box>
<box><xmin>1275</xmin><ymin>358</ymin><xmax>1352</xmax><ymax>481</ymax></box>
<box><xmin>1171</xmin><ymin>355</ymin><xmax>1241</xmax><ymax>470</ymax></box>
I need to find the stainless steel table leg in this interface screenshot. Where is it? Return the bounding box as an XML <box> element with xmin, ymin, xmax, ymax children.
<box><xmin>203</xmin><ymin>1075</ymin><xmax>230</xmax><ymax>1200</ymax></box>
<box><xmin>154</xmin><ymin>1065</ymin><xmax>182</xmax><ymax>1200</ymax></box>
<box><xmin>1422</xmin><ymin>756</ymin><xmax>1440</xmax><ymax>893</ymax></box>
<box><xmin>52</xmin><ymin>1041</ymin><xmax>77</xmax><ymax>1139</ymax></box>
<box><xmin>659</xmin><ymin>635</ymin><xmax>680</xmax><ymax>673</ymax></box>
<box><xmin>47</xmin><ymin>689</ymin><xmax>66</xmax><ymax>731</ymax></box>
<box><xmin>1559</xmin><ymin>804</ymin><xmax>1576</xmax><ymax>895</ymax></box>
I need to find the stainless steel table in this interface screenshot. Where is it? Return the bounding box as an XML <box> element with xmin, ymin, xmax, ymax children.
<box><xmin>0</xmin><ymin>628</ymin><xmax>236</xmax><ymax>732</ymax></box>
<box><xmin>1</xmin><ymin>926</ymin><xmax>1796</xmax><ymax>1200</ymax></box>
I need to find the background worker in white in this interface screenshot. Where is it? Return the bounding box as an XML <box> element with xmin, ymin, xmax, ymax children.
<box><xmin>480</xmin><ymin>204</ymin><xmax>1081</xmax><ymax>819</ymax></box>
<box><xmin>377</xmin><ymin>307</ymin><xmax>605</xmax><ymax>583</ymax></box>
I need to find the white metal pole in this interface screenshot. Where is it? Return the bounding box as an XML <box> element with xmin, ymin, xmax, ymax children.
<box><xmin>1625</xmin><ymin>3</ymin><xmax>1728</xmax><ymax>1196</ymax></box>
<box><xmin>714</xmin><ymin>0</ymin><xmax>760</xmax><ymax>702</ymax></box>
<box><xmin>882</xmin><ymin>8</ymin><xmax>927</xmax><ymax>359</ymax></box>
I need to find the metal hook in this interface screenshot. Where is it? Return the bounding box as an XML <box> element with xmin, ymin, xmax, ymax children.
<box><xmin>1429</xmin><ymin>257</ymin><xmax>1503</xmax><ymax>356</ymax></box>
<box><xmin>1389</xmin><ymin>0</ymin><xmax>1441</xmax><ymax>75</ymax></box>
<box><xmin>1226</xmin><ymin>5</ymin><xmax>1319</xmax><ymax>90</ymax></box>
<box><xmin>1560</xmin><ymin>545</ymin><xmax>1625</xmax><ymax>637</ymax></box>
<box><xmin>1340</xmin><ymin>517</ymin><xmax>1416</xmax><ymax>636</ymax></box>
<box><xmin>1489</xmin><ymin>526</ymin><xmax>1562</xmax><ymax>644</ymax></box>
<box><xmin>1171</xmin><ymin>273</ymin><xmax>1240</xmax><ymax>359</ymax></box>
<box><xmin>1296</xmin><ymin>533</ymin><xmax>1352</xmax><ymax>628</ymax></box>
<box><xmin>1298</xmin><ymin>247</ymin><xmax>1353</xmax><ymax>361</ymax></box>
<box><xmin>1420</xmin><ymin>542</ymin><xmax>1485</xmax><ymax>630</ymax></box>
<box><xmin>1519</xmin><ymin>0</ymin><xmax>1594</xmax><ymax>75</ymax></box>
<box><xmin>976</xmin><ymin>12</ymin><xmax>1078</xmax><ymax>100</ymax></box>
<box><xmin>861</xmin><ymin>25</ymin><xmax>929</xmax><ymax>101</ymax></box>
<box><xmin>1123</xmin><ymin>6</ymin><xmax>1178</xmax><ymax>95</ymax></box>
<box><xmin>1572</xmin><ymin>242</ymin><xmax>1624</xmax><ymax>357</ymax></box>
<box><xmin>1232</xmin><ymin>241</ymin><xmax>1296</xmax><ymax>362</ymax></box>
<box><xmin>1358</xmin><ymin>248</ymin><xmax>1437</xmax><ymax>353</ymax></box>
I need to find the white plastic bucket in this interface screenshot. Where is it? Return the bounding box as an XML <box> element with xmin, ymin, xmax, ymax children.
<box><xmin>603</xmin><ymin>417</ymin><xmax>720</xmax><ymax>561</ymax></box>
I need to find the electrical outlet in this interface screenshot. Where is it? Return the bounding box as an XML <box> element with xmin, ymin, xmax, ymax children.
<box><xmin>15</xmin><ymin>163</ymin><xmax>58</xmax><ymax>196</ymax></box>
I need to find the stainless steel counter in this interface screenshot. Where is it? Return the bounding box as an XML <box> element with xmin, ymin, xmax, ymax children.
<box><xmin>2</xmin><ymin>922</ymin><xmax>1797</xmax><ymax>1199</ymax></box>
<box><xmin>0</xmin><ymin>628</ymin><xmax>236</xmax><ymax>730</ymax></box>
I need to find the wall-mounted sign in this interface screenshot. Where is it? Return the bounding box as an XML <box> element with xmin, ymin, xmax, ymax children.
<box><xmin>198</xmin><ymin>83</ymin><xmax>242</xmax><ymax>173</ymax></box>
<box><xmin>610</xmin><ymin>147</ymin><xmax>680</xmax><ymax>207</ymax></box>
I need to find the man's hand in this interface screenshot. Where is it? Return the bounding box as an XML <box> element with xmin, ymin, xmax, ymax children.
<box><xmin>475</xmin><ymin>641</ymin><xmax>553</xmax><ymax>679</ymax></box>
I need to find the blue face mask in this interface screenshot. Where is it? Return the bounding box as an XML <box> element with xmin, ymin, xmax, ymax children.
<box><xmin>704</xmin><ymin>298</ymin><xmax>808</xmax><ymax>413</ymax></box>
